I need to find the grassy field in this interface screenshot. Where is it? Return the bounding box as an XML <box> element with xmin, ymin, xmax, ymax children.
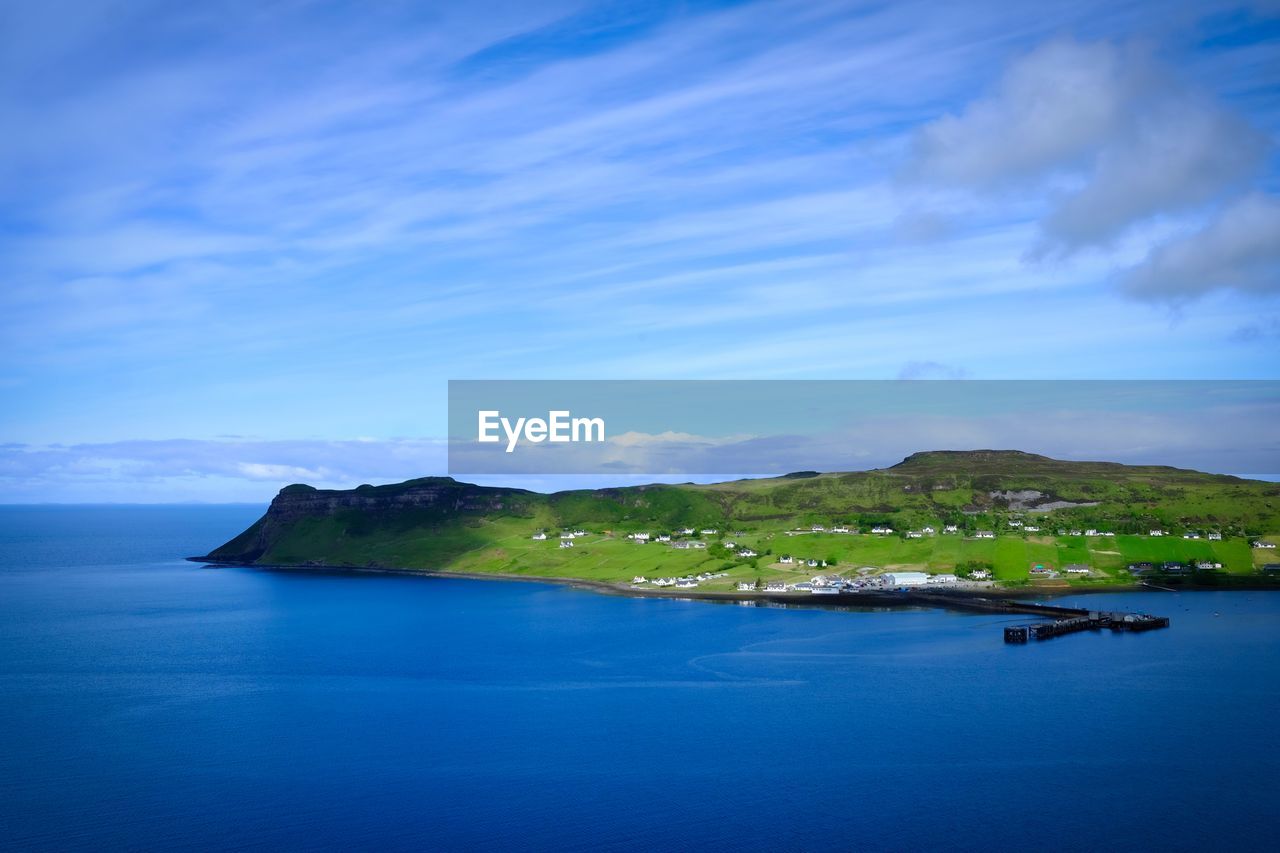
<box><xmin>207</xmin><ymin>451</ymin><xmax>1280</xmax><ymax>590</ymax></box>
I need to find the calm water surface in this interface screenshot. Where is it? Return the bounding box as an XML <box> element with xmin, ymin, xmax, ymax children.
<box><xmin>2</xmin><ymin>506</ymin><xmax>1278</xmax><ymax>851</ymax></box>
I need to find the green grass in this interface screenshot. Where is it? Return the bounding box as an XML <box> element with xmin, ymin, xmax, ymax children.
<box><xmin>207</xmin><ymin>451</ymin><xmax>1280</xmax><ymax>589</ymax></box>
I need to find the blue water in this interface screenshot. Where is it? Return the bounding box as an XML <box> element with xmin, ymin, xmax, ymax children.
<box><xmin>1</xmin><ymin>506</ymin><xmax>1278</xmax><ymax>851</ymax></box>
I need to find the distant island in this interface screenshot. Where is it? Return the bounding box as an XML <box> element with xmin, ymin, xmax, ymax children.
<box><xmin>195</xmin><ymin>450</ymin><xmax>1280</xmax><ymax>598</ymax></box>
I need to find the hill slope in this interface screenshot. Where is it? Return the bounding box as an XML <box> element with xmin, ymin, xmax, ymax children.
<box><xmin>200</xmin><ymin>451</ymin><xmax>1279</xmax><ymax>585</ymax></box>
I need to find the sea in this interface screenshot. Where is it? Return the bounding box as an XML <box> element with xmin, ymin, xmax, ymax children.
<box><xmin>1</xmin><ymin>505</ymin><xmax>1278</xmax><ymax>851</ymax></box>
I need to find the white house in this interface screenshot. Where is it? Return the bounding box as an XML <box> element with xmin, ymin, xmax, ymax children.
<box><xmin>883</xmin><ymin>571</ymin><xmax>929</xmax><ymax>587</ymax></box>
<box><xmin>922</xmin><ymin>526</ymin><xmax>936</xmax><ymax>535</ymax></box>
<box><xmin>737</xmin><ymin>582</ymin><xmax>756</xmax><ymax>591</ymax></box>
<box><xmin>1065</xmin><ymin>565</ymin><xmax>1090</xmax><ymax>575</ymax></box>
<box><xmin>1024</xmin><ymin>526</ymin><xmax>1040</xmax><ymax>533</ymax></box>
<box><xmin>573</xmin><ymin>530</ymin><xmax>587</xmax><ymax>537</ymax></box>
<box><xmin>1008</xmin><ymin>520</ymin><xmax>1023</xmax><ymax>528</ymax></box>
<box><xmin>559</xmin><ymin>540</ymin><xmax>574</xmax><ymax>549</ymax></box>
<box><xmin>1150</xmin><ymin>529</ymin><xmax>1165</xmax><ymax>537</ymax></box>
<box><xmin>560</xmin><ymin>532</ymin><xmax>574</xmax><ymax>539</ymax></box>
<box><xmin>680</xmin><ymin>528</ymin><xmax>695</xmax><ymax>535</ymax></box>
<box><xmin>970</xmin><ymin>569</ymin><xmax>991</xmax><ymax>580</ymax></box>
<box><xmin>779</xmin><ymin>555</ymin><xmax>794</xmax><ymax>564</ymax></box>
<box><xmin>738</xmin><ymin>549</ymin><xmax>757</xmax><ymax>558</ymax></box>
<box><xmin>701</xmin><ymin>528</ymin><xmax>718</xmax><ymax>535</ymax></box>
<box><xmin>870</xmin><ymin>526</ymin><xmax>893</xmax><ymax>535</ymax></box>
<box><xmin>675</xmin><ymin>579</ymin><xmax>697</xmax><ymax>588</ymax></box>
<box><xmin>630</xmin><ymin>532</ymin><xmax>650</xmax><ymax>541</ymax></box>
<box><xmin>1183</xmin><ymin>532</ymin><xmax>1201</xmax><ymax>540</ymax></box>
<box><xmin>632</xmin><ymin>576</ymin><xmax>647</xmax><ymax>584</ymax></box>
<box><xmin>811</xmin><ymin>524</ymin><xmax>825</xmax><ymax>532</ymax></box>
<box><xmin>657</xmin><ymin>534</ymin><xmax>672</xmax><ymax>542</ymax></box>
<box><xmin>943</xmin><ymin>525</ymin><xmax>958</xmax><ymax>534</ymax></box>
<box><xmin>833</xmin><ymin>525</ymin><xmax>850</xmax><ymax>534</ymax></box>
<box><xmin>926</xmin><ymin>573</ymin><xmax>958</xmax><ymax>585</ymax></box>
<box><xmin>906</xmin><ymin>531</ymin><xmax>923</xmax><ymax>539</ymax></box>
<box><xmin>1207</xmin><ymin>532</ymin><xmax>1222</xmax><ymax>541</ymax></box>
<box><xmin>1253</xmin><ymin>541</ymin><xmax>1277</xmax><ymax>549</ymax></box>
<box><xmin>974</xmin><ymin>531</ymin><xmax>995</xmax><ymax>539</ymax></box>
<box><xmin>765</xmin><ymin>581</ymin><xmax>787</xmax><ymax>592</ymax></box>
<box><xmin>532</xmin><ymin>532</ymin><xmax>547</xmax><ymax>540</ymax></box>
<box><xmin>1085</xmin><ymin>529</ymin><xmax>1099</xmax><ymax>536</ymax></box>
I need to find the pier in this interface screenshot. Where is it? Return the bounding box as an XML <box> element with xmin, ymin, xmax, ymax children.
<box><xmin>1003</xmin><ymin>606</ymin><xmax>1169</xmax><ymax>643</ymax></box>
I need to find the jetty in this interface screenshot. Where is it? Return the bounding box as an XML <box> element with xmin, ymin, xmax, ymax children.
<box><xmin>1003</xmin><ymin>606</ymin><xmax>1169</xmax><ymax>643</ymax></box>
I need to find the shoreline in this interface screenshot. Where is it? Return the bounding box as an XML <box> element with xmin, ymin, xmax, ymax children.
<box><xmin>187</xmin><ymin>556</ymin><xmax>1276</xmax><ymax>614</ymax></box>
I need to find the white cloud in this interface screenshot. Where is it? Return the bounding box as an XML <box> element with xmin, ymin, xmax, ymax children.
<box><xmin>910</xmin><ymin>37</ymin><xmax>1270</xmax><ymax>253</ymax></box>
<box><xmin>911</xmin><ymin>39</ymin><xmax>1134</xmax><ymax>187</ymax></box>
<box><xmin>1121</xmin><ymin>194</ymin><xmax>1280</xmax><ymax>301</ymax></box>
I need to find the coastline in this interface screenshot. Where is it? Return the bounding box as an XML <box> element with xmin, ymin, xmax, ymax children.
<box><xmin>187</xmin><ymin>556</ymin><xmax>1273</xmax><ymax>614</ymax></box>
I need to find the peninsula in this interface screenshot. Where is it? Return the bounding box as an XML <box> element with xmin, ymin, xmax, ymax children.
<box><xmin>195</xmin><ymin>451</ymin><xmax>1280</xmax><ymax>598</ymax></box>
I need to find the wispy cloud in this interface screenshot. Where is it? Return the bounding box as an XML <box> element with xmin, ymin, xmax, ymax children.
<box><xmin>1</xmin><ymin>0</ymin><xmax>1278</xmax><ymax>499</ymax></box>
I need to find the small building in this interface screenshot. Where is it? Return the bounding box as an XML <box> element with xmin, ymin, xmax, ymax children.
<box><xmin>1064</xmin><ymin>565</ymin><xmax>1090</xmax><ymax>575</ymax></box>
<box><xmin>927</xmin><ymin>573</ymin><xmax>958</xmax><ymax>585</ymax></box>
<box><xmin>922</xmin><ymin>526</ymin><xmax>936</xmax><ymax>535</ymax></box>
<box><xmin>1207</xmin><ymin>532</ymin><xmax>1222</xmax><ymax>541</ymax></box>
<box><xmin>883</xmin><ymin>571</ymin><xmax>929</xmax><ymax>587</ymax></box>
<box><xmin>656</xmin><ymin>534</ymin><xmax>672</xmax><ymax>542</ymax></box>
<box><xmin>1024</xmin><ymin>525</ymin><xmax>1040</xmax><ymax>533</ymax></box>
<box><xmin>559</xmin><ymin>540</ymin><xmax>574</xmax><ymax>549</ymax></box>
<box><xmin>1253</xmin><ymin>541</ymin><xmax>1277</xmax><ymax>549</ymax></box>
<box><xmin>1149</xmin><ymin>529</ymin><xmax>1164</xmax><ymax>537</ymax></box>
<box><xmin>765</xmin><ymin>581</ymin><xmax>787</xmax><ymax>592</ymax></box>
<box><xmin>779</xmin><ymin>555</ymin><xmax>794</xmax><ymax>564</ymax></box>
<box><xmin>532</xmin><ymin>532</ymin><xmax>547</xmax><ymax>541</ymax></box>
<box><xmin>675</xmin><ymin>579</ymin><xmax>697</xmax><ymax>588</ymax></box>
<box><xmin>738</xmin><ymin>549</ymin><xmax>758</xmax><ymax>558</ymax></box>
<box><xmin>974</xmin><ymin>531</ymin><xmax>995</xmax><ymax>539</ymax></box>
<box><xmin>1183</xmin><ymin>532</ymin><xmax>1201</xmax><ymax>540</ymax></box>
<box><xmin>632</xmin><ymin>576</ymin><xmax>647</xmax><ymax>584</ymax></box>
<box><xmin>970</xmin><ymin>569</ymin><xmax>991</xmax><ymax>580</ymax></box>
<box><xmin>943</xmin><ymin>525</ymin><xmax>958</xmax><ymax>534</ymax></box>
<box><xmin>701</xmin><ymin>528</ymin><xmax>718</xmax><ymax>535</ymax></box>
<box><xmin>736</xmin><ymin>582</ymin><xmax>756</xmax><ymax>591</ymax></box>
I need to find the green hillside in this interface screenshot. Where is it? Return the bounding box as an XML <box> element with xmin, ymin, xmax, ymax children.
<box><xmin>200</xmin><ymin>451</ymin><xmax>1280</xmax><ymax>590</ymax></box>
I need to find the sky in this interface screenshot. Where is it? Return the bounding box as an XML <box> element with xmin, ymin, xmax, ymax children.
<box><xmin>1</xmin><ymin>0</ymin><xmax>1278</xmax><ymax>502</ymax></box>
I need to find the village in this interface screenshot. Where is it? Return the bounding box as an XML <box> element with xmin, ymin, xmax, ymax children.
<box><xmin>526</xmin><ymin>519</ymin><xmax>1279</xmax><ymax>592</ymax></box>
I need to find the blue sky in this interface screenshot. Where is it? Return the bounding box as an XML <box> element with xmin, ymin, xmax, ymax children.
<box><xmin>1</xmin><ymin>0</ymin><xmax>1278</xmax><ymax>501</ymax></box>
